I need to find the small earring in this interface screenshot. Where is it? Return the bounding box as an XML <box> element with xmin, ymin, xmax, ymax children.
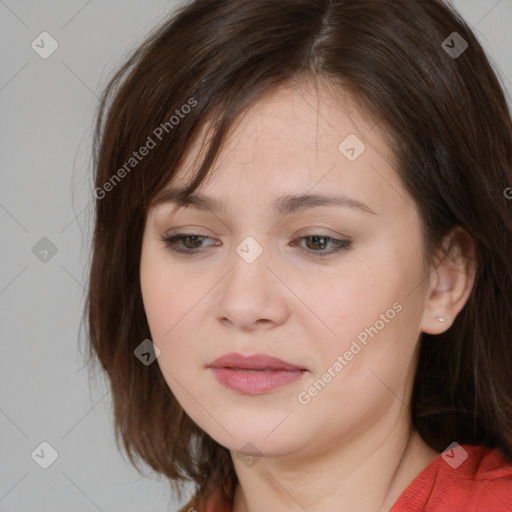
<box><xmin>436</xmin><ymin>316</ymin><xmax>445</xmax><ymax>322</ymax></box>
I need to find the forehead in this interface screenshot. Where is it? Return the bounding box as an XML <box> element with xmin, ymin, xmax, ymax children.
<box><xmin>153</xmin><ymin>79</ymin><xmax>410</xmax><ymax>218</ymax></box>
<box><xmin>188</xmin><ymin>80</ymin><xmax>393</xmax><ymax>168</ymax></box>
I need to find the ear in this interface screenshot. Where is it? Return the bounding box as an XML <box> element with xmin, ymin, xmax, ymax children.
<box><xmin>420</xmin><ymin>226</ymin><xmax>477</xmax><ymax>334</ymax></box>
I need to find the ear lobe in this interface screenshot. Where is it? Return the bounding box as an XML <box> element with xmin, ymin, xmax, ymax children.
<box><xmin>420</xmin><ymin>227</ymin><xmax>477</xmax><ymax>335</ymax></box>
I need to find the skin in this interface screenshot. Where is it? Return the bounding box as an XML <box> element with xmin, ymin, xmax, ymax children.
<box><xmin>139</xmin><ymin>78</ymin><xmax>476</xmax><ymax>512</ymax></box>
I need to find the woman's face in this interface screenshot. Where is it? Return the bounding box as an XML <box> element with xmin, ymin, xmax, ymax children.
<box><xmin>140</xmin><ymin>80</ymin><xmax>433</xmax><ymax>459</ymax></box>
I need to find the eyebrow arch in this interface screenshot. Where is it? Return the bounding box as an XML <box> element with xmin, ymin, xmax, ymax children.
<box><xmin>152</xmin><ymin>187</ymin><xmax>377</xmax><ymax>216</ymax></box>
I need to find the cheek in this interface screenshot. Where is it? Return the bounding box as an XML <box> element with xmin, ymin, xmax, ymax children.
<box><xmin>140</xmin><ymin>244</ymin><xmax>209</xmax><ymax>382</ymax></box>
<box><xmin>140</xmin><ymin>242</ymin><xmax>197</xmax><ymax>339</ymax></box>
<box><xmin>140</xmin><ymin>263</ymin><xmax>173</xmax><ymax>339</ymax></box>
<box><xmin>306</xmin><ymin>246</ymin><xmax>422</xmax><ymax>374</ymax></box>
<box><xmin>311</xmin><ymin>265</ymin><xmax>397</xmax><ymax>339</ymax></box>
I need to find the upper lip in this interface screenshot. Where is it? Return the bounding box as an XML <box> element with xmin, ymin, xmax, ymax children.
<box><xmin>209</xmin><ymin>352</ymin><xmax>306</xmax><ymax>371</ymax></box>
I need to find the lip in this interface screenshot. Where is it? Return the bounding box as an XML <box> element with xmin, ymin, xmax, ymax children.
<box><xmin>208</xmin><ymin>352</ymin><xmax>307</xmax><ymax>395</ymax></box>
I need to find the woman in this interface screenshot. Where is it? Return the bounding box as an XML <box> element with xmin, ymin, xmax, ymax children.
<box><xmin>85</xmin><ymin>0</ymin><xmax>512</xmax><ymax>510</ymax></box>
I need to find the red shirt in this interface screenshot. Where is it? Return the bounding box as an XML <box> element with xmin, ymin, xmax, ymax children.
<box><xmin>181</xmin><ymin>444</ymin><xmax>512</xmax><ymax>512</ymax></box>
<box><xmin>390</xmin><ymin>444</ymin><xmax>512</xmax><ymax>512</ymax></box>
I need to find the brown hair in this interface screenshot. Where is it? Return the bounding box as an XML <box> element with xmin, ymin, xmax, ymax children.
<box><xmin>84</xmin><ymin>0</ymin><xmax>512</xmax><ymax>507</ymax></box>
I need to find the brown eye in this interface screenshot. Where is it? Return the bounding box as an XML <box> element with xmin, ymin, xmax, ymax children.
<box><xmin>178</xmin><ymin>235</ymin><xmax>207</xmax><ymax>249</ymax></box>
<box><xmin>160</xmin><ymin>234</ymin><xmax>218</xmax><ymax>254</ymax></box>
<box><xmin>304</xmin><ymin>235</ymin><xmax>330</xmax><ymax>251</ymax></box>
<box><xmin>292</xmin><ymin>234</ymin><xmax>352</xmax><ymax>258</ymax></box>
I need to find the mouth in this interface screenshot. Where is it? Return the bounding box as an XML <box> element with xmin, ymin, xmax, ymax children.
<box><xmin>208</xmin><ymin>352</ymin><xmax>307</xmax><ymax>394</ymax></box>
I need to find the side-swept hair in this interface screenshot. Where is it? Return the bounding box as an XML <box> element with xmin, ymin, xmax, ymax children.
<box><xmin>85</xmin><ymin>0</ymin><xmax>512</xmax><ymax>505</ymax></box>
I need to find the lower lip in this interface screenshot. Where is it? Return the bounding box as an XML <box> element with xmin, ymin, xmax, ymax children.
<box><xmin>211</xmin><ymin>368</ymin><xmax>306</xmax><ymax>394</ymax></box>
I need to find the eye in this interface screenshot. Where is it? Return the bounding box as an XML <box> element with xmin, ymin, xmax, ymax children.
<box><xmin>160</xmin><ymin>234</ymin><xmax>219</xmax><ymax>254</ymax></box>
<box><xmin>160</xmin><ymin>232</ymin><xmax>351</xmax><ymax>258</ymax></box>
<box><xmin>290</xmin><ymin>234</ymin><xmax>352</xmax><ymax>258</ymax></box>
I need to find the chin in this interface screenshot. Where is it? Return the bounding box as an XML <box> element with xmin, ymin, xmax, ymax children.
<box><xmin>203</xmin><ymin>417</ymin><xmax>307</xmax><ymax>457</ymax></box>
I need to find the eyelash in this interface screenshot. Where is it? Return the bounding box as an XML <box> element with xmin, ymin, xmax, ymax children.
<box><xmin>159</xmin><ymin>233</ymin><xmax>352</xmax><ymax>258</ymax></box>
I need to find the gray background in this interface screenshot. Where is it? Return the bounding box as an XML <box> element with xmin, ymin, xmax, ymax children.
<box><xmin>0</xmin><ymin>1</ymin><xmax>511</xmax><ymax>511</ymax></box>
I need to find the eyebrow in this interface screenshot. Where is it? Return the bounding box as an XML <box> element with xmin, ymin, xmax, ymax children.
<box><xmin>152</xmin><ymin>187</ymin><xmax>377</xmax><ymax>216</ymax></box>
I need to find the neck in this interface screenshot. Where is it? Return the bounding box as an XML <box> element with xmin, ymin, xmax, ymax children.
<box><xmin>231</xmin><ymin>425</ymin><xmax>439</xmax><ymax>512</ymax></box>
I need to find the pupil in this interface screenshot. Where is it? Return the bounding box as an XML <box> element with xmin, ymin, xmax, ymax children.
<box><xmin>308</xmin><ymin>236</ymin><xmax>326</xmax><ymax>250</ymax></box>
<box><xmin>185</xmin><ymin>235</ymin><xmax>202</xmax><ymax>248</ymax></box>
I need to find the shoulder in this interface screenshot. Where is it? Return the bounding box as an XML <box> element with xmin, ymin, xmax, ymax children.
<box><xmin>452</xmin><ymin>444</ymin><xmax>512</xmax><ymax>511</ymax></box>
<box><xmin>392</xmin><ymin>444</ymin><xmax>512</xmax><ymax>512</ymax></box>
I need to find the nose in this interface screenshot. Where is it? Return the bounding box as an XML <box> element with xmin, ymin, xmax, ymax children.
<box><xmin>215</xmin><ymin>238</ymin><xmax>290</xmax><ymax>331</ymax></box>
